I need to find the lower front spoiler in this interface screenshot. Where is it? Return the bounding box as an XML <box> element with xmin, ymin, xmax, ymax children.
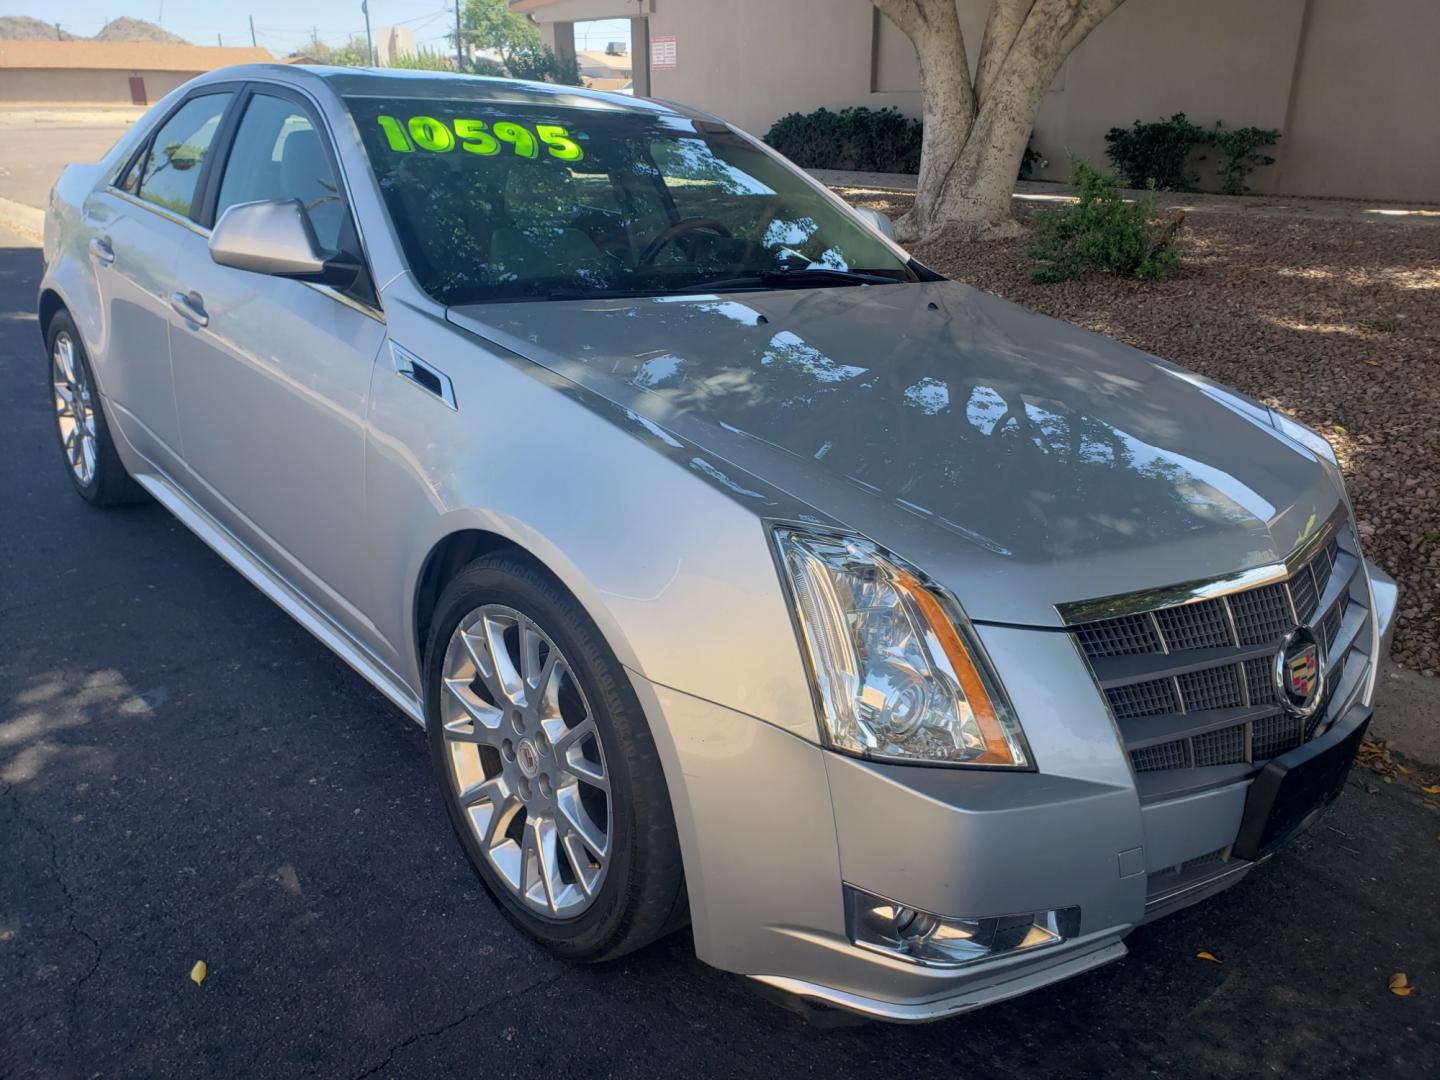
<box><xmin>750</xmin><ymin>935</ymin><xmax>1128</xmax><ymax>1023</ymax></box>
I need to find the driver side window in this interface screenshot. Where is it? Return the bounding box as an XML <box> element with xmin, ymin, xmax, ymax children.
<box><xmin>215</xmin><ymin>93</ymin><xmax>347</xmax><ymax>252</ymax></box>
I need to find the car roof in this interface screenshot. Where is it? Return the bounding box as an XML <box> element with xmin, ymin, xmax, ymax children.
<box><xmin>189</xmin><ymin>63</ymin><xmax>712</xmax><ymax>121</ymax></box>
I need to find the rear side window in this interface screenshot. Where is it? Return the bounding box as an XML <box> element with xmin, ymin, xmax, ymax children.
<box><xmin>135</xmin><ymin>92</ymin><xmax>233</xmax><ymax>219</ymax></box>
<box><xmin>215</xmin><ymin>93</ymin><xmax>347</xmax><ymax>252</ymax></box>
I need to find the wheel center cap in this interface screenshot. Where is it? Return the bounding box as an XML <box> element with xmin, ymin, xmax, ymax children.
<box><xmin>516</xmin><ymin>738</ymin><xmax>541</xmax><ymax>779</ymax></box>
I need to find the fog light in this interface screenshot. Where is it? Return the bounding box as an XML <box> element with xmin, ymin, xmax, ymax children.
<box><xmin>845</xmin><ymin>886</ymin><xmax>1079</xmax><ymax>967</ymax></box>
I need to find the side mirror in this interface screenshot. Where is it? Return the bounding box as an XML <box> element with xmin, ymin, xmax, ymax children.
<box><xmin>209</xmin><ymin>199</ymin><xmax>358</xmax><ymax>287</ymax></box>
<box><xmin>852</xmin><ymin>206</ymin><xmax>897</xmax><ymax>241</ymax></box>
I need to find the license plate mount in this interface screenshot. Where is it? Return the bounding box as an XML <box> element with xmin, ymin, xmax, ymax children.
<box><xmin>1232</xmin><ymin>709</ymin><xmax>1370</xmax><ymax>862</ymax></box>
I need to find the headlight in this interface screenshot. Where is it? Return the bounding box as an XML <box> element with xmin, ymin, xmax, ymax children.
<box><xmin>773</xmin><ymin>527</ymin><xmax>1030</xmax><ymax>767</ymax></box>
<box><xmin>1269</xmin><ymin>409</ymin><xmax>1340</xmax><ymax>468</ymax></box>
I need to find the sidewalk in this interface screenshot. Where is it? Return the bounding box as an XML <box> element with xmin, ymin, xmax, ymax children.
<box><xmin>808</xmin><ymin>168</ymin><xmax>1440</xmax><ymax>226</ymax></box>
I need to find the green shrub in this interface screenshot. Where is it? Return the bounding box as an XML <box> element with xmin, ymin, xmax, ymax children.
<box><xmin>1104</xmin><ymin>112</ymin><xmax>1209</xmax><ymax>189</ymax></box>
<box><xmin>466</xmin><ymin>56</ymin><xmax>508</xmax><ymax>76</ymax></box>
<box><xmin>388</xmin><ymin>49</ymin><xmax>456</xmax><ymax>71</ymax></box>
<box><xmin>506</xmin><ymin>43</ymin><xmax>581</xmax><ymax>85</ymax></box>
<box><xmin>1027</xmin><ymin>160</ymin><xmax>1183</xmax><ymax>284</ymax></box>
<box><xmin>1212</xmin><ymin>124</ymin><xmax>1280</xmax><ymax>194</ymax></box>
<box><xmin>764</xmin><ymin>106</ymin><xmax>923</xmax><ymax>173</ymax></box>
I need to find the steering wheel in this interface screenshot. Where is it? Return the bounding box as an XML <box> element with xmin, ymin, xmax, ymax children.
<box><xmin>639</xmin><ymin>217</ymin><xmax>733</xmax><ymax>266</ymax></box>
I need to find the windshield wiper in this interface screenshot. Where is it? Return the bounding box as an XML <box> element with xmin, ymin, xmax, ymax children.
<box><xmin>696</xmin><ymin>267</ymin><xmax>901</xmax><ymax>291</ymax></box>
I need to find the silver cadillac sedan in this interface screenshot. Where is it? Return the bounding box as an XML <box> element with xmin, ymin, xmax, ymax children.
<box><xmin>40</xmin><ymin>67</ymin><xmax>1397</xmax><ymax>1022</ymax></box>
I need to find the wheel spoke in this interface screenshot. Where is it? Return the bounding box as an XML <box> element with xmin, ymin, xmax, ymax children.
<box><xmin>523</xmin><ymin>814</ymin><xmax>562</xmax><ymax>913</ymax></box>
<box><xmin>519</xmin><ymin>618</ymin><xmax>546</xmax><ymax>690</ymax></box>
<box><xmin>458</xmin><ymin>774</ymin><xmax>511</xmax><ymax>812</ymax></box>
<box><xmin>442</xmin><ymin>677</ymin><xmax>502</xmax><ymax>740</ymax></box>
<box><xmin>561</xmin><ymin>828</ymin><xmax>599</xmax><ymax>897</ymax></box>
<box><xmin>54</xmin><ymin>337</ymin><xmax>76</xmax><ymax>384</ymax></box>
<box><xmin>561</xmin><ymin>754</ymin><xmax>609</xmax><ymax>792</ymax></box>
<box><xmin>482</xmin><ymin>615</ymin><xmax>526</xmax><ymax>707</ymax></box>
<box><xmin>552</xmin><ymin>716</ymin><xmax>597</xmax><ymax>756</ymax></box>
<box><xmin>556</xmin><ymin>787</ymin><xmax>608</xmax><ymax>859</ymax></box>
<box><xmin>456</xmin><ymin>624</ymin><xmax>509</xmax><ymax>711</ymax></box>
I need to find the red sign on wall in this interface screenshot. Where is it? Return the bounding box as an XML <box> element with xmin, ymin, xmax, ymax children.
<box><xmin>652</xmin><ymin>35</ymin><xmax>677</xmax><ymax>70</ymax></box>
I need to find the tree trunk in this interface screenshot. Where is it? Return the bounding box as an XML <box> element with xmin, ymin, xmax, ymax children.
<box><xmin>876</xmin><ymin>0</ymin><xmax>1128</xmax><ymax>244</ymax></box>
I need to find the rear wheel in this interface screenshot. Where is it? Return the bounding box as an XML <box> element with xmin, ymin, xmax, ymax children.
<box><xmin>47</xmin><ymin>311</ymin><xmax>145</xmax><ymax>507</ymax></box>
<box><xmin>425</xmin><ymin>553</ymin><xmax>686</xmax><ymax>960</ymax></box>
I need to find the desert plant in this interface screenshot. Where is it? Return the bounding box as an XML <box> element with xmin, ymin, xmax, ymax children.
<box><xmin>1104</xmin><ymin>112</ymin><xmax>1209</xmax><ymax>190</ymax></box>
<box><xmin>1027</xmin><ymin>159</ymin><xmax>1183</xmax><ymax>284</ymax></box>
<box><xmin>764</xmin><ymin>107</ymin><xmax>923</xmax><ymax>173</ymax></box>
<box><xmin>1213</xmin><ymin>123</ymin><xmax>1280</xmax><ymax>194</ymax></box>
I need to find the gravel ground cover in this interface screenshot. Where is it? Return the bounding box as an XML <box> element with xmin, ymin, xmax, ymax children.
<box><xmin>839</xmin><ymin>188</ymin><xmax>1440</xmax><ymax>674</ymax></box>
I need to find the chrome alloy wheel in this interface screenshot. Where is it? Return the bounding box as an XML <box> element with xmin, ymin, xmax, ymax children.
<box><xmin>439</xmin><ymin>605</ymin><xmax>612</xmax><ymax>919</ymax></box>
<box><xmin>52</xmin><ymin>332</ymin><xmax>96</xmax><ymax>486</ymax></box>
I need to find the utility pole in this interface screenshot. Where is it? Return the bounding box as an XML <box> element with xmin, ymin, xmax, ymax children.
<box><xmin>249</xmin><ymin>15</ymin><xmax>257</xmax><ymax>47</ymax></box>
<box><xmin>362</xmin><ymin>0</ymin><xmax>374</xmax><ymax>66</ymax></box>
<box><xmin>217</xmin><ymin>33</ymin><xmax>223</xmax><ymax>46</ymax></box>
<box><xmin>454</xmin><ymin>2</ymin><xmax>463</xmax><ymax>72</ymax></box>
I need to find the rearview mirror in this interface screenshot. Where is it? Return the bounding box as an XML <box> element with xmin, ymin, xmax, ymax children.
<box><xmin>209</xmin><ymin>199</ymin><xmax>358</xmax><ymax>288</ymax></box>
<box><xmin>852</xmin><ymin>206</ymin><xmax>897</xmax><ymax>241</ymax></box>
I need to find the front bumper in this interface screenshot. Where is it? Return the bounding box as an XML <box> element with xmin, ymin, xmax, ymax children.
<box><xmin>629</xmin><ymin>559</ymin><xmax>1397</xmax><ymax>1023</ymax></box>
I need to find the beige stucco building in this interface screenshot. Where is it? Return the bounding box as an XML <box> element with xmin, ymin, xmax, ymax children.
<box><xmin>516</xmin><ymin>0</ymin><xmax>1439</xmax><ymax>204</ymax></box>
<box><xmin>0</xmin><ymin>41</ymin><xmax>272</xmax><ymax>106</ymax></box>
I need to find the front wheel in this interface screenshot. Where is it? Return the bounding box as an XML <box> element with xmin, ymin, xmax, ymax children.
<box><xmin>424</xmin><ymin>553</ymin><xmax>686</xmax><ymax>961</ymax></box>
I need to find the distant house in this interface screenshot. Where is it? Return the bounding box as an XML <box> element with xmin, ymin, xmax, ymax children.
<box><xmin>576</xmin><ymin>47</ymin><xmax>629</xmax><ymax>90</ymax></box>
<box><xmin>0</xmin><ymin>40</ymin><xmax>271</xmax><ymax>105</ymax></box>
<box><xmin>375</xmin><ymin>26</ymin><xmax>419</xmax><ymax>66</ymax></box>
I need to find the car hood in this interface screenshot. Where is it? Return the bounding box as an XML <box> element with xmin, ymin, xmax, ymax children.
<box><xmin>448</xmin><ymin>280</ymin><xmax>1342</xmax><ymax>628</ymax></box>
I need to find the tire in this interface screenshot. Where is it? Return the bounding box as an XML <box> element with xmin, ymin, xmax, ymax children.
<box><xmin>424</xmin><ymin>552</ymin><xmax>687</xmax><ymax>961</ymax></box>
<box><xmin>46</xmin><ymin>310</ymin><xmax>146</xmax><ymax>507</ymax></box>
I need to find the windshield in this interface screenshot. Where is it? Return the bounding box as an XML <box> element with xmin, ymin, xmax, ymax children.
<box><xmin>343</xmin><ymin>97</ymin><xmax>916</xmax><ymax>304</ymax></box>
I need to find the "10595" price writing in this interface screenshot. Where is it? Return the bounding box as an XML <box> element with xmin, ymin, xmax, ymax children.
<box><xmin>375</xmin><ymin>115</ymin><xmax>585</xmax><ymax>161</ymax></box>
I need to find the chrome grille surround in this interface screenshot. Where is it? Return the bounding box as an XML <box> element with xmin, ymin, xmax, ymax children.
<box><xmin>1060</xmin><ymin>514</ymin><xmax>1374</xmax><ymax>799</ymax></box>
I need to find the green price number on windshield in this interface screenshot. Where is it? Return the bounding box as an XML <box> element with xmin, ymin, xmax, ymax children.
<box><xmin>375</xmin><ymin>115</ymin><xmax>583</xmax><ymax>162</ymax></box>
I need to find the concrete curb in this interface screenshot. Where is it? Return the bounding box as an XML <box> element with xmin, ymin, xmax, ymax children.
<box><xmin>0</xmin><ymin>197</ymin><xmax>44</xmax><ymax>244</ymax></box>
<box><xmin>1373</xmin><ymin>663</ymin><xmax>1440</xmax><ymax>766</ymax></box>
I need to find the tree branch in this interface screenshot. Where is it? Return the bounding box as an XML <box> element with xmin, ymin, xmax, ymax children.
<box><xmin>872</xmin><ymin>0</ymin><xmax>926</xmax><ymax>39</ymax></box>
<box><xmin>1058</xmin><ymin>0</ymin><xmax>1128</xmax><ymax>54</ymax></box>
<box><xmin>975</xmin><ymin>0</ymin><xmax>1034</xmax><ymax>106</ymax></box>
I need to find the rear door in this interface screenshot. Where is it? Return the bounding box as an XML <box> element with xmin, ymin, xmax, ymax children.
<box><xmin>166</xmin><ymin>84</ymin><xmax>394</xmax><ymax>664</ymax></box>
<box><xmin>82</xmin><ymin>89</ymin><xmax>235</xmax><ymax>475</ymax></box>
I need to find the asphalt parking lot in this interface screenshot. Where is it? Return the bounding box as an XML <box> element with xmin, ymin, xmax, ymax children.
<box><xmin>1</xmin><ymin>205</ymin><xmax>1438</xmax><ymax>1074</ymax></box>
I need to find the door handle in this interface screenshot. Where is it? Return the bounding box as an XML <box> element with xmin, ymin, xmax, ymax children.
<box><xmin>170</xmin><ymin>290</ymin><xmax>208</xmax><ymax>328</ymax></box>
<box><xmin>89</xmin><ymin>236</ymin><xmax>115</xmax><ymax>264</ymax></box>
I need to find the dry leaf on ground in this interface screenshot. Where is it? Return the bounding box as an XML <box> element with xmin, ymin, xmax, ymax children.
<box><xmin>1388</xmin><ymin>973</ymin><xmax>1412</xmax><ymax>996</ymax></box>
<box><xmin>190</xmin><ymin>960</ymin><xmax>207</xmax><ymax>986</ymax></box>
<box><xmin>1196</xmin><ymin>951</ymin><xmax>1222</xmax><ymax>963</ymax></box>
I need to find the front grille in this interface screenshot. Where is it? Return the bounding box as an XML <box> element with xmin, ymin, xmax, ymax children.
<box><xmin>1230</xmin><ymin>583</ymin><xmax>1294</xmax><ymax>645</ymax></box>
<box><xmin>1075</xmin><ymin>613</ymin><xmax>1160</xmax><ymax>658</ymax></box>
<box><xmin>1070</xmin><ymin>531</ymin><xmax>1370</xmax><ymax>788</ymax></box>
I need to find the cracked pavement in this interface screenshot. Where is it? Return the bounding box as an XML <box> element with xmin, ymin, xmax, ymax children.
<box><xmin>1</xmin><ymin>222</ymin><xmax>1438</xmax><ymax>1078</ymax></box>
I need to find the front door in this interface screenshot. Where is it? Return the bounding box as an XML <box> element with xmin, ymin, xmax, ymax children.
<box><xmin>167</xmin><ymin>88</ymin><xmax>392</xmax><ymax>662</ymax></box>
